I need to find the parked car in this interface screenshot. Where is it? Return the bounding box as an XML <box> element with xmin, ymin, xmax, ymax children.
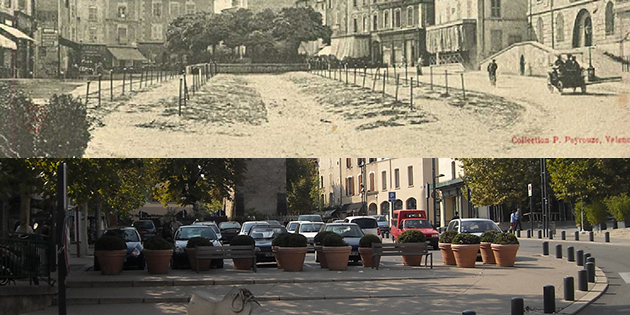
<box><xmin>248</xmin><ymin>224</ymin><xmax>287</xmax><ymax>264</ymax></box>
<box><xmin>171</xmin><ymin>225</ymin><xmax>223</xmax><ymax>269</ymax></box>
<box><xmin>94</xmin><ymin>227</ymin><xmax>145</xmax><ymax>271</ymax></box>
<box><xmin>445</xmin><ymin>218</ymin><xmax>502</xmax><ymax>236</ymax></box>
<box><xmin>319</xmin><ymin>223</ymin><xmax>364</xmax><ymax>262</ymax></box>
<box><xmin>394</xmin><ymin>219</ymin><xmax>440</xmax><ymax>249</ymax></box>
<box><xmin>192</xmin><ymin>221</ymin><xmax>222</xmax><ymax>241</ymax></box>
<box><xmin>239</xmin><ymin>221</ymin><xmax>270</xmax><ymax>235</ymax></box>
<box><xmin>297</xmin><ymin>214</ymin><xmax>323</xmax><ymax>222</ymax></box>
<box><xmin>343</xmin><ymin>216</ymin><xmax>381</xmax><ymax>239</ymax></box>
<box><xmin>218</xmin><ymin>221</ymin><xmax>241</xmax><ymax>244</ymax></box>
<box><xmin>371</xmin><ymin>215</ymin><xmax>390</xmax><ymax>234</ymax></box>
<box><xmin>131</xmin><ymin>220</ymin><xmax>157</xmax><ymax>241</ymax></box>
<box><xmin>297</xmin><ymin>222</ymin><xmax>324</xmax><ymax>251</ymax></box>
<box><xmin>286</xmin><ymin>221</ymin><xmax>301</xmax><ymax>233</ymax></box>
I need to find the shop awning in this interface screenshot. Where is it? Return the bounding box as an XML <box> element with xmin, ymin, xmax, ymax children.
<box><xmin>0</xmin><ymin>33</ymin><xmax>16</xmax><ymax>50</ymax></box>
<box><xmin>316</xmin><ymin>45</ymin><xmax>332</xmax><ymax>56</ymax></box>
<box><xmin>107</xmin><ymin>46</ymin><xmax>148</xmax><ymax>61</ymax></box>
<box><xmin>330</xmin><ymin>35</ymin><xmax>370</xmax><ymax>59</ymax></box>
<box><xmin>426</xmin><ymin>20</ymin><xmax>476</xmax><ymax>54</ymax></box>
<box><xmin>0</xmin><ymin>23</ymin><xmax>33</xmax><ymax>41</ymax></box>
<box><xmin>341</xmin><ymin>202</ymin><xmax>365</xmax><ymax>212</ymax></box>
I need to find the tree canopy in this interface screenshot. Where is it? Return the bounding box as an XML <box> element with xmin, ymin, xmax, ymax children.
<box><xmin>286</xmin><ymin>159</ymin><xmax>321</xmax><ymax>215</ymax></box>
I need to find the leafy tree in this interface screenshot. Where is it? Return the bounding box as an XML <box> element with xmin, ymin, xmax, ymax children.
<box><xmin>286</xmin><ymin>159</ymin><xmax>321</xmax><ymax>214</ymax></box>
<box><xmin>205</xmin><ymin>13</ymin><xmax>232</xmax><ymax>56</ymax></box>
<box><xmin>166</xmin><ymin>12</ymin><xmax>214</xmax><ymax>61</ymax></box>
<box><xmin>37</xmin><ymin>94</ymin><xmax>90</xmax><ymax>158</ymax></box>
<box><xmin>223</xmin><ymin>9</ymin><xmax>254</xmax><ymax>56</ymax></box>
<box><xmin>0</xmin><ymin>83</ymin><xmax>38</xmax><ymax>157</ymax></box>
<box><xmin>0</xmin><ymin>159</ymin><xmax>44</xmax><ymax>232</ymax></box>
<box><xmin>272</xmin><ymin>7</ymin><xmax>332</xmax><ymax>60</ymax></box>
<box><xmin>604</xmin><ymin>193</ymin><xmax>630</xmax><ymax>222</ymax></box>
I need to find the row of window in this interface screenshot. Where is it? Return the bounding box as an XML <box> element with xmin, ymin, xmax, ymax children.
<box><xmin>0</xmin><ymin>0</ymin><xmax>26</xmax><ymax>10</ymax></box>
<box><xmin>352</xmin><ymin>6</ymin><xmax>415</xmax><ymax>33</ymax></box>
<box><xmin>86</xmin><ymin>2</ymin><xmax>196</xmax><ymax>23</ymax></box>
<box><xmin>340</xmin><ymin>165</ymin><xmax>415</xmax><ymax>196</ymax></box>
<box><xmin>86</xmin><ymin>23</ymin><xmax>165</xmax><ymax>44</ymax></box>
<box><xmin>535</xmin><ymin>2</ymin><xmax>615</xmax><ymax>46</ymax></box>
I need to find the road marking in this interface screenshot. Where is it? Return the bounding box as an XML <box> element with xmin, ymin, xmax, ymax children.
<box><xmin>619</xmin><ymin>272</ymin><xmax>630</xmax><ymax>284</ymax></box>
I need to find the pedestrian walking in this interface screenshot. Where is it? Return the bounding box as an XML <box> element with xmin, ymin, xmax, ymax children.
<box><xmin>170</xmin><ymin>217</ymin><xmax>183</xmax><ymax>239</ymax></box>
<box><xmin>487</xmin><ymin>59</ymin><xmax>498</xmax><ymax>86</ymax></box>
<box><xmin>514</xmin><ymin>208</ymin><xmax>522</xmax><ymax>232</ymax></box>
<box><xmin>509</xmin><ymin>210</ymin><xmax>516</xmax><ymax>233</ymax></box>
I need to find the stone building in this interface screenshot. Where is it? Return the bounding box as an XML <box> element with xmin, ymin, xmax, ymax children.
<box><xmin>0</xmin><ymin>0</ymin><xmax>34</xmax><ymax>78</ymax></box>
<box><xmin>224</xmin><ymin>0</ymin><xmax>297</xmax><ymax>13</ymax></box>
<box><xmin>426</xmin><ymin>0</ymin><xmax>529</xmax><ymax>69</ymax></box>
<box><xmin>224</xmin><ymin>159</ymin><xmax>288</xmax><ymax>219</ymax></box>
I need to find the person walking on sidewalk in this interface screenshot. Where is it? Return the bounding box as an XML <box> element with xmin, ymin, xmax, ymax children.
<box><xmin>514</xmin><ymin>208</ymin><xmax>522</xmax><ymax>232</ymax></box>
<box><xmin>487</xmin><ymin>59</ymin><xmax>498</xmax><ymax>86</ymax></box>
<box><xmin>170</xmin><ymin>217</ymin><xmax>183</xmax><ymax>239</ymax></box>
<box><xmin>509</xmin><ymin>210</ymin><xmax>516</xmax><ymax>233</ymax></box>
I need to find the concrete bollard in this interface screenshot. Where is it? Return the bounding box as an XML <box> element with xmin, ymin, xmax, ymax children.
<box><xmin>538</xmin><ymin>230</ymin><xmax>542</xmax><ymax>239</ymax></box>
<box><xmin>564</xmin><ymin>276</ymin><xmax>575</xmax><ymax>301</ymax></box>
<box><xmin>527</xmin><ymin>230</ymin><xmax>531</xmax><ymax>238</ymax></box>
<box><xmin>589</xmin><ymin>231</ymin><xmax>594</xmax><ymax>242</ymax></box>
<box><xmin>575</xmin><ymin>231</ymin><xmax>579</xmax><ymax>241</ymax></box>
<box><xmin>561</xmin><ymin>231</ymin><xmax>566</xmax><ymax>240</ymax></box>
<box><xmin>556</xmin><ymin>244</ymin><xmax>562</xmax><ymax>259</ymax></box>
<box><xmin>567</xmin><ymin>246</ymin><xmax>575</xmax><ymax>262</ymax></box>
<box><xmin>462</xmin><ymin>311</ymin><xmax>476</xmax><ymax>315</ymax></box>
<box><xmin>586</xmin><ymin>262</ymin><xmax>595</xmax><ymax>283</ymax></box>
<box><xmin>584</xmin><ymin>252</ymin><xmax>591</xmax><ymax>263</ymax></box>
<box><xmin>543</xmin><ymin>241</ymin><xmax>549</xmax><ymax>256</ymax></box>
<box><xmin>543</xmin><ymin>285</ymin><xmax>556</xmax><ymax>314</ymax></box>
<box><xmin>605</xmin><ymin>231</ymin><xmax>610</xmax><ymax>243</ymax></box>
<box><xmin>516</xmin><ymin>230</ymin><xmax>521</xmax><ymax>238</ymax></box>
<box><xmin>578</xmin><ymin>269</ymin><xmax>588</xmax><ymax>291</ymax></box>
<box><xmin>576</xmin><ymin>249</ymin><xmax>584</xmax><ymax>266</ymax></box>
<box><xmin>511</xmin><ymin>297</ymin><xmax>524</xmax><ymax>315</ymax></box>
<box><xmin>587</xmin><ymin>256</ymin><xmax>595</xmax><ymax>266</ymax></box>
<box><xmin>549</xmin><ymin>229</ymin><xmax>554</xmax><ymax>240</ymax></box>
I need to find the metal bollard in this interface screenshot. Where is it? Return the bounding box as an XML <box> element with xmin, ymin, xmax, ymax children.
<box><xmin>556</xmin><ymin>244</ymin><xmax>562</xmax><ymax>259</ymax></box>
<box><xmin>561</xmin><ymin>231</ymin><xmax>566</xmax><ymax>240</ymax></box>
<box><xmin>511</xmin><ymin>297</ymin><xmax>524</xmax><ymax>315</ymax></box>
<box><xmin>586</xmin><ymin>262</ymin><xmax>595</xmax><ymax>283</ymax></box>
<box><xmin>462</xmin><ymin>311</ymin><xmax>476</xmax><ymax>315</ymax></box>
<box><xmin>543</xmin><ymin>285</ymin><xmax>555</xmax><ymax>314</ymax></box>
<box><xmin>543</xmin><ymin>241</ymin><xmax>549</xmax><ymax>256</ymax></box>
<box><xmin>578</xmin><ymin>269</ymin><xmax>588</xmax><ymax>291</ymax></box>
<box><xmin>575</xmin><ymin>231</ymin><xmax>580</xmax><ymax>241</ymax></box>
<box><xmin>549</xmin><ymin>229</ymin><xmax>554</xmax><ymax>240</ymax></box>
<box><xmin>567</xmin><ymin>246</ymin><xmax>575</xmax><ymax>262</ymax></box>
<box><xmin>576</xmin><ymin>249</ymin><xmax>584</xmax><ymax>266</ymax></box>
<box><xmin>589</xmin><ymin>231</ymin><xmax>594</xmax><ymax>242</ymax></box>
<box><xmin>564</xmin><ymin>276</ymin><xmax>575</xmax><ymax>301</ymax></box>
<box><xmin>605</xmin><ymin>231</ymin><xmax>610</xmax><ymax>243</ymax></box>
<box><xmin>516</xmin><ymin>230</ymin><xmax>521</xmax><ymax>238</ymax></box>
<box><xmin>538</xmin><ymin>230</ymin><xmax>542</xmax><ymax>239</ymax></box>
<box><xmin>527</xmin><ymin>230</ymin><xmax>531</xmax><ymax>238</ymax></box>
<box><xmin>584</xmin><ymin>252</ymin><xmax>591</xmax><ymax>263</ymax></box>
<box><xmin>587</xmin><ymin>256</ymin><xmax>595</xmax><ymax>266</ymax></box>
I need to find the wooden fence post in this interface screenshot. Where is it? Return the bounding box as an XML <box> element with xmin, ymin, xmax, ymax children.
<box><xmin>98</xmin><ymin>74</ymin><xmax>102</xmax><ymax>106</ymax></box>
<box><xmin>85</xmin><ymin>81</ymin><xmax>91</xmax><ymax>106</ymax></box>
<box><xmin>110</xmin><ymin>70</ymin><xmax>113</xmax><ymax>101</ymax></box>
<box><xmin>410</xmin><ymin>78</ymin><xmax>414</xmax><ymax>110</ymax></box>
<box><xmin>395</xmin><ymin>74</ymin><xmax>400</xmax><ymax>102</ymax></box>
<box><xmin>461</xmin><ymin>73</ymin><xmax>466</xmax><ymax>100</ymax></box>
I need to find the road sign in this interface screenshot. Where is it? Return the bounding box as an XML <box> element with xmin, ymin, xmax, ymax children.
<box><xmin>528</xmin><ymin>183</ymin><xmax>532</xmax><ymax>197</ymax></box>
<box><xmin>388</xmin><ymin>192</ymin><xmax>396</xmax><ymax>202</ymax></box>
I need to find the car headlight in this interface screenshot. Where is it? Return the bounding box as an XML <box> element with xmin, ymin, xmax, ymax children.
<box><xmin>175</xmin><ymin>246</ymin><xmax>185</xmax><ymax>253</ymax></box>
<box><xmin>431</xmin><ymin>234</ymin><xmax>439</xmax><ymax>238</ymax></box>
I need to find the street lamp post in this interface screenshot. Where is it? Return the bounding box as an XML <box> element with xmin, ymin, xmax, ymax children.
<box><xmin>431</xmin><ymin>159</ymin><xmax>445</xmax><ymax>227</ymax></box>
<box><xmin>360</xmin><ymin>160</ymin><xmax>367</xmax><ymax>215</ymax></box>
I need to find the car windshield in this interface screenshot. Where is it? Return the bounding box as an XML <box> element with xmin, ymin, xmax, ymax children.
<box><xmin>219</xmin><ymin>222</ymin><xmax>241</xmax><ymax>229</ymax></box>
<box><xmin>403</xmin><ymin>220</ymin><xmax>433</xmax><ymax>229</ymax></box>
<box><xmin>352</xmin><ymin>218</ymin><xmax>378</xmax><ymax>229</ymax></box>
<box><xmin>106</xmin><ymin>229</ymin><xmax>139</xmax><ymax>242</ymax></box>
<box><xmin>372</xmin><ymin>215</ymin><xmax>386</xmax><ymax>222</ymax></box>
<box><xmin>287</xmin><ymin>222</ymin><xmax>299</xmax><ymax>231</ymax></box>
<box><xmin>176</xmin><ymin>227</ymin><xmax>217</xmax><ymax>240</ymax></box>
<box><xmin>298</xmin><ymin>215</ymin><xmax>322</xmax><ymax>222</ymax></box>
<box><xmin>208</xmin><ymin>225</ymin><xmax>220</xmax><ymax>234</ymax></box>
<box><xmin>325</xmin><ymin>225</ymin><xmax>364</xmax><ymax>237</ymax></box>
<box><xmin>299</xmin><ymin>223</ymin><xmax>323</xmax><ymax>233</ymax></box>
<box><xmin>133</xmin><ymin>221</ymin><xmax>154</xmax><ymax>229</ymax></box>
<box><xmin>250</xmin><ymin>226</ymin><xmax>287</xmax><ymax>239</ymax></box>
<box><xmin>461</xmin><ymin>221</ymin><xmax>501</xmax><ymax>233</ymax></box>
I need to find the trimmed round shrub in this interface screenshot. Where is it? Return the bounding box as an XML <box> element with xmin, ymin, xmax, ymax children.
<box><xmin>186</xmin><ymin>236</ymin><xmax>213</xmax><ymax>248</ymax></box>
<box><xmin>439</xmin><ymin>230</ymin><xmax>458</xmax><ymax>243</ymax></box>
<box><xmin>272</xmin><ymin>232</ymin><xmax>292</xmax><ymax>247</ymax></box>
<box><xmin>492</xmin><ymin>232</ymin><xmax>519</xmax><ymax>245</ymax></box>
<box><xmin>397</xmin><ymin>230</ymin><xmax>426</xmax><ymax>243</ymax></box>
<box><xmin>321</xmin><ymin>233</ymin><xmax>348</xmax><ymax>247</ymax></box>
<box><xmin>452</xmin><ymin>233</ymin><xmax>481</xmax><ymax>245</ymax></box>
<box><xmin>313</xmin><ymin>231</ymin><xmax>337</xmax><ymax>245</ymax></box>
<box><xmin>94</xmin><ymin>235</ymin><xmax>126</xmax><ymax>251</ymax></box>
<box><xmin>230</xmin><ymin>235</ymin><xmax>255</xmax><ymax>246</ymax></box>
<box><xmin>273</xmin><ymin>232</ymin><xmax>308</xmax><ymax>247</ymax></box>
<box><xmin>143</xmin><ymin>237</ymin><xmax>172</xmax><ymax>250</ymax></box>
<box><xmin>359</xmin><ymin>234</ymin><xmax>382</xmax><ymax>248</ymax></box>
<box><xmin>480</xmin><ymin>230</ymin><xmax>499</xmax><ymax>243</ymax></box>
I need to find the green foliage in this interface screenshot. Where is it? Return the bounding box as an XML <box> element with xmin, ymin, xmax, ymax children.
<box><xmin>186</xmin><ymin>236</ymin><xmax>213</xmax><ymax>248</ymax></box>
<box><xmin>548</xmin><ymin>159</ymin><xmax>630</xmax><ymax>202</ymax></box>
<box><xmin>230</xmin><ymin>235</ymin><xmax>255</xmax><ymax>246</ymax></box>
<box><xmin>313</xmin><ymin>231</ymin><xmax>337</xmax><ymax>245</ymax></box>
<box><xmin>37</xmin><ymin>94</ymin><xmax>90</xmax><ymax>158</ymax></box>
<box><xmin>584</xmin><ymin>201</ymin><xmax>608</xmax><ymax>225</ymax></box>
<box><xmin>272</xmin><ymin>7</ymin><xmax>332</xmax><ymax>57</ymax></box>
<box><xmin>286</xmin><ymin>158</ymin><xmax>321</xmax><ymax>214</ymax></box>
<box><xmin>604</xmin><ymin>193</ymin><xmax>630</xmax><ymax>221</ymax></box>
<box><xmin>0</xmin><ymin>82</ymin><xmax>38</xmax><ymax>157</ymax></box>
<box><xmin>273</xmin><ymin>233</ymin><xmax>307</xmax><ymax>247</ymax></box>
<box><xmin>492</xmin><ymin>232</ymin><xmax>519</xmax><ymax>245</ymax></box>
<box><xmin>144</xmin><ymin>237</ymin><xmax>173</xmax><ymax>250</ymax></box>
<box><xmin>95</xmin><ymin>235</ymin><xmax>127</xmax><ymax>251</ymax></box>
<box><xmin>452</xmin><ymin>233</ymin><xmax>481</xmax><ymax>245</ymax></box>
<box><xmin>359</xmin><ymin>234</ymin><xmax>382</xmax><ymax>248</ymax></box>
<box><xmin>321</xmin><ymin>233</ymin><xmax>348</xmax><ymax>247</ymax></box>
<box><xmin>439</xmin><ymin>230</ymin><xmax>458</xmax><ymax>243</ymax></box>
<box><xmin>397</xmin><ymin>230</ymin><xmax>426</xmax><ymax>243</ymax></box>
<box><xmin>480</xmin><ymin>230</ymin><xmax>499</xmax><ymax>243</ymax></box>
<box><xmin>272</xmin><ymin>232</ymin><xmax>291</xmax><ymax>247</ymax></box>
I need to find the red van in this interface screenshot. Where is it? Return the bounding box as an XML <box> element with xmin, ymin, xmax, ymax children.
<box><xmin>390</xmin><ymin>210</ymin><xmax>439</xmax><ymax>249</ymax></box>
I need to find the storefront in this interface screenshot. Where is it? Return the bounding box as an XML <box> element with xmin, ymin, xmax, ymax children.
<box><xmin>106</xmin><ymin>46</ymin><xmax>148</xmax><ymax>69</ymax></box>
<box><xmin>425</xmin><ymin>20</ymin><xmax>477</xmax><ymax>67</ymax></box>
<box><xmin>376</xmin><ymin>28</ymin><xmax>425</xmax><ymax>67</ymax></box>
<box><xmin>0</xmin><ymin>22</ymin><xmax>33</xmax><ymax>78</ymax></box>
<box><xmin>329</xmin><ymin>34</ymin><xmax>371</xmax><ymax>60</ymax></box>
<box><xmin>0</xmin><ymin>32</ymin><xmax>16</xmax><ymax>78</ymax></box>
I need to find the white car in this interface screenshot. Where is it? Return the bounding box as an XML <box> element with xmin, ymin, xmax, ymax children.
<box><xmin>445</xmin><ymin>218</ymin><xmax>502</xmax><ymax>236</ymax></box>
<box><xmin>192</xmin><ymin>221</ymin><xmax>222</xmax><ymax>241</ymax></box>
<box><xmin>297</xmin><ymin>222</ymin><xmax>324</xmax><ymax>250</ymax></box>
<box><xmin>239</xmin><ymin>221</ymin><xmax>270</xmax><ymax>235</ymax></box>
<box><xmin>343</xmin><ymin>216</ymin><xmax>381</xmax><ymax>239</ymax></box>
<box><xmin>286</xmin><ymin>221</ymin><xmax>301</xmax><ymax>233</ymax></box>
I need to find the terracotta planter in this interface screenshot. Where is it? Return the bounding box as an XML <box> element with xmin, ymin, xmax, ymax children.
<box><xmin>323</xmin><ymin>246</ymin><xmax>351</xmax><ymax>271</ymax></box>
<box><xmin>187</xmin><ymin>248</ymin><xmax>211</xmax><ymax>271</ymax></box>
<box><xmin>95</xmin><ymin>250</ymin><xmax>126</xmax><ymax>275</ymax></box>
<box><xmin>144</xmin><ymin>249</ymin><xmax>173</xmax><ymax>274</ymax></box>
<box><xmin>315</xmin><ymin>245</ymin><xmax>328</xmax><ymax>268</ymax></box>
<box><xmin>451</xmin><ymin>244</ymin><xmax>480</xmax><ymax>268</ymax></box>
<box><xmin>358</xmin><ymin>247</ymin><xmax>380</xmax><ymax>268</ymax></box>
<box><xmin>439</xmin><ymin>243</ymin><xmax>456</xmax><ymax>265</ymax></box>
<box><xmin>491</xmin><ymin>244</ymin><xmax>520</xmax><ymax>267</ymax></box>
<box><xmin>272</xmin><ymin>246</ymin><xmax>283</xmax><ymax>269</ymax></box>
<box><xmin>277</xmin><ymin>247</ymin><xmax>307</xmax><ymax>271</ymax></box>
<box><xmin>479</xmin><ymin>242</ymin><xmax>496</xmax><ymax>264</ymax></box>
<box><xmin>232</xmin><ymin>258</ymin><xmax>254</xmax><ymax>271</ymax></box>
<box><xmin>400</xmin><ymin>242</ymin><xmax>426</xmax><ymax>266</ymax></box>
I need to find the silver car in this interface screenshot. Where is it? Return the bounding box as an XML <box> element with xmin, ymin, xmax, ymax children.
<box><xmin>445</xmin><ymin>219</ymin><xmax>502</xmax><ymax>236</ymax></box>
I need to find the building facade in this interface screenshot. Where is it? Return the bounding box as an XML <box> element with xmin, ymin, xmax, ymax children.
<box><xmin>225</xmin><ymin>0</ymin><xmax>297</xmax><ymax>12</ymax></box>
<box><xmin>426</xmin><ymin>0</ymin><xmax>529</xmax><ymax>68</ymax></box>
<box><xmin>0</xmin><ymin>0</ymin><xmax>34</xmax><ymax>78</ymax></box>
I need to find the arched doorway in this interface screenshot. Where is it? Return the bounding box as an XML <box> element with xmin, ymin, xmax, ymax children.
<box><xmin>368</xmin><ymin>203</ymin><xmax>378</xmax><ymax>215</ymax></box>
<box><xmin>372</xmin><ymin>42</ymin><xmax>381</xmax><ymax>66</ymax></box>
<box><xmin>393</xmin><ymin>199</ymin><xmax>403</xmax><ymax>210</ymax></box>
<box><xmin>406</xmin><ymin>197</ymin><xmax>417</xmax><ymax>210</ymax></box>
<box><xmin>380</xmin><ymin>201</ymin><xmax>390</xmax><ymax>215</ymax></box>
<box><xmin>573</xmin><ymin>9</ymin><xmax>593</xmax><ymax>48</ymax></box>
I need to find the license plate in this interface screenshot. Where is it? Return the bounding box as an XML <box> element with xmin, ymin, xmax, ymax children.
<box><xmin>350</xmin><ymin>251</ymin><xmax>358</xmax><ymax>256</ymax></box>
<box><xmin>265</xmin><ymin>252</ymin><xmax>274</xmax><ymax>257</ymax></box>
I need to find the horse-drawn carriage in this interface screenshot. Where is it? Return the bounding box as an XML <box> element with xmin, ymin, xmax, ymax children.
<box><xmin>547</xmin><ymin>67</ymin><xmax>587</xmax><ymax>94</ymax></box>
